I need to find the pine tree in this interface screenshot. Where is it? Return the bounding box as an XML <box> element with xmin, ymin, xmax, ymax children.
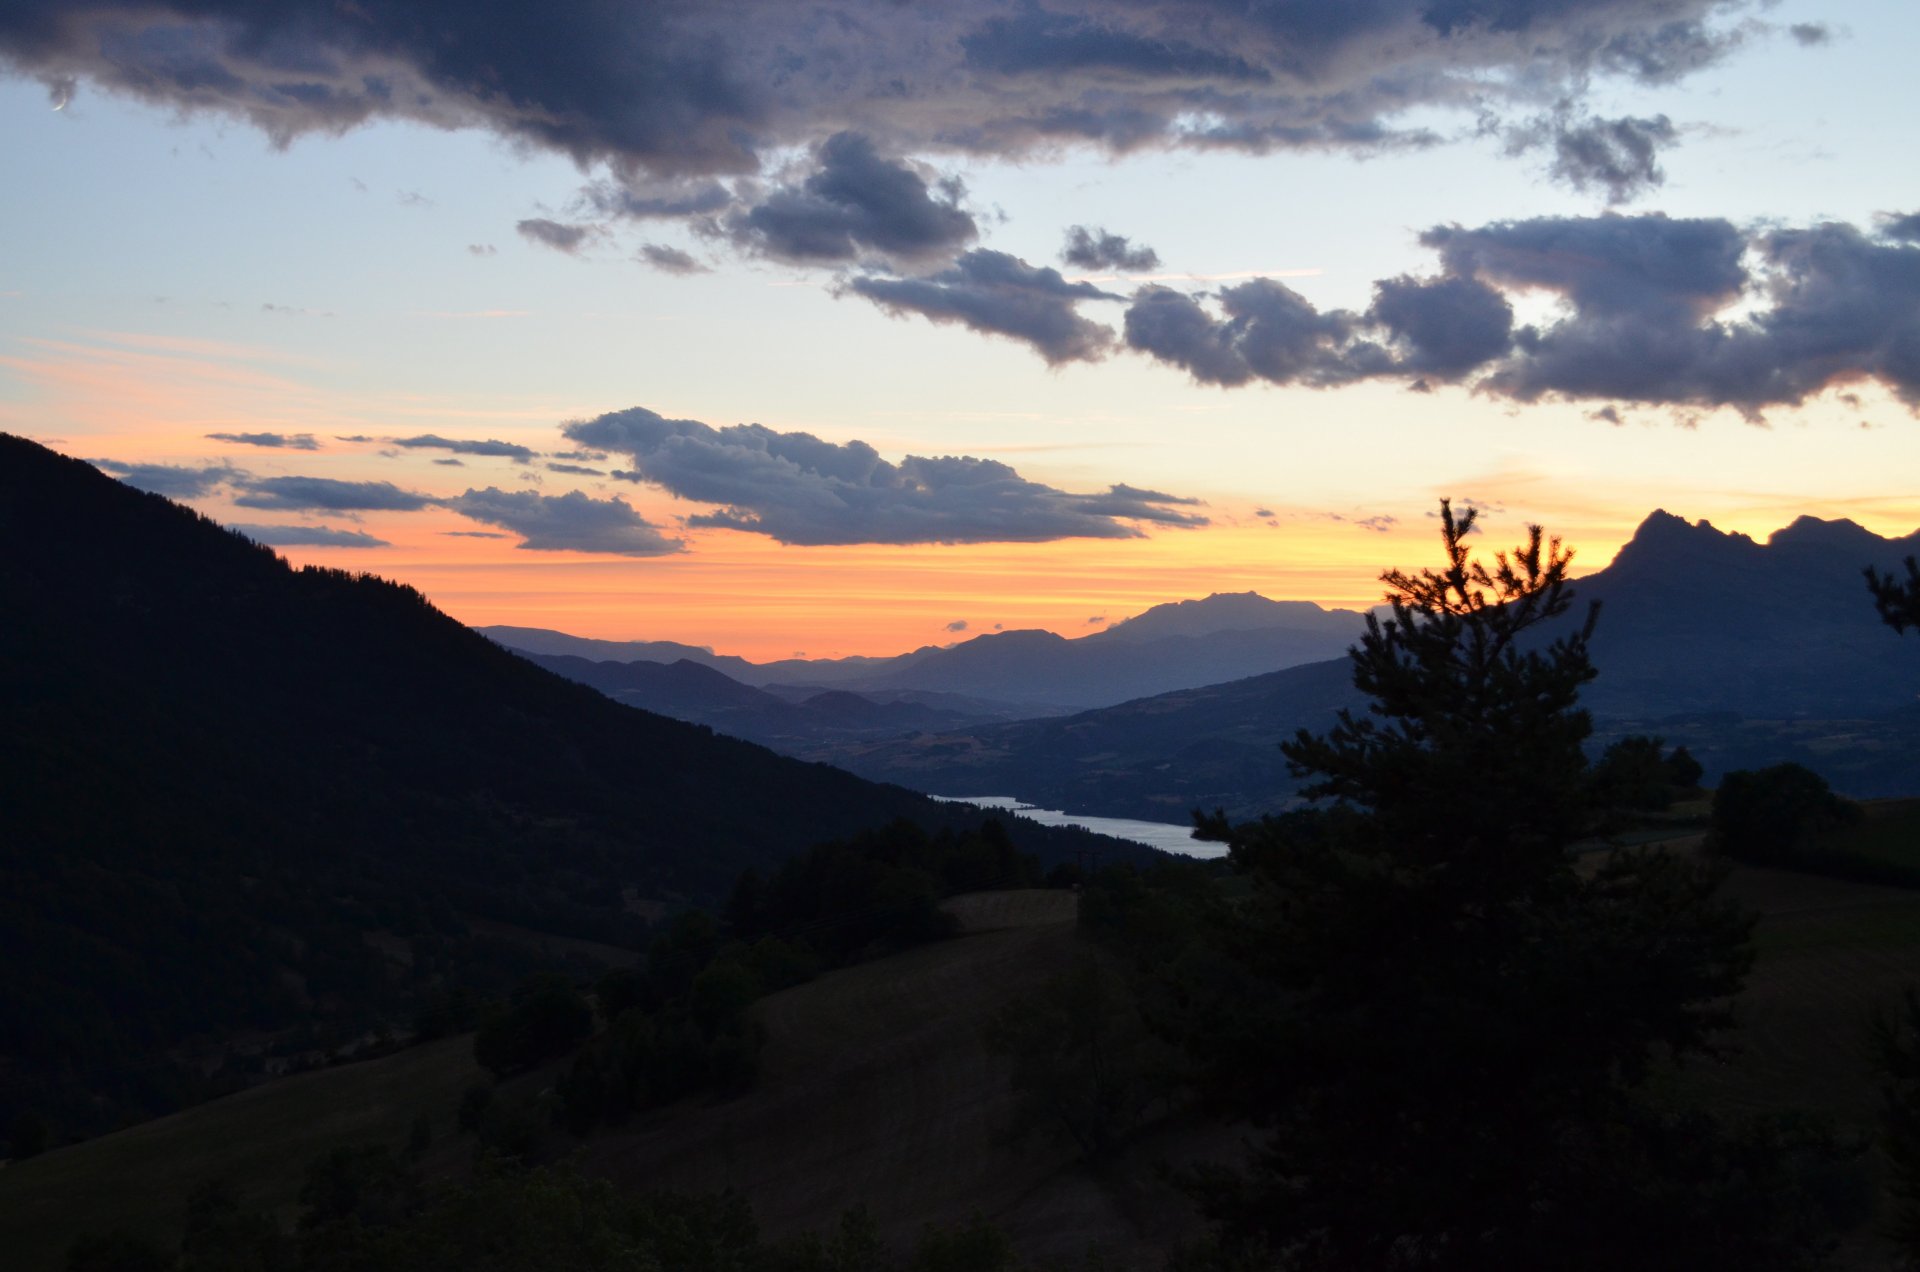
<box><xmin>1179</xmin><ymin>501</ymin><xmax>1814</xmax><ymax>1270</ymax></box>
<box><xmin>1867</xmin><ymin>555</ymin><xmax>1920</xmax><ymax>633</ymax></box>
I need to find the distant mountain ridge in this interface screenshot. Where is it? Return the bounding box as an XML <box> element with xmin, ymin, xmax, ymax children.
<box><xmin>482</xmin><ymin>590</ymin><xmax>1366</xmax><ymax>712</ymax></box>
<box><xmin>1094</xmin><ymin>591</ymin><xmax>1351</xmax><ymax>642</ymax></box>
<box><xmin>524</xmin><ymin>653</ymin><xmax>981</xmax><ymax>747</ymax></box>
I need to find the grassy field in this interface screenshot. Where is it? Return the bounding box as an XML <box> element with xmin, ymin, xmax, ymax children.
<box><xmin>0</xmin><ymin>1036</ymin><xmax>487</xmax><ymax>1271</ymax></box>
<box><xmin>0</xmin><ymin>890</ymin><xmax>1182</xmax><ymax>1272</ymax></box>
<box><xmin>12</xmin><ymin>869</ymin><xmax>1920</xmax><ymax>1270</ymax></box>
<box><xmin>573</xmin><ymin>887</ymin><xmax>1200</xmax><ymax>1265</ymax></box>
<box><xmin>1685</xmin><ymin>864</ymin><xmax>1920</xmax><ymax>1131</ymax></box>
<box><xmin>1815</xmin><ymin>799</ymin><xmax>1920</xmax><ymax>874</ymax></box>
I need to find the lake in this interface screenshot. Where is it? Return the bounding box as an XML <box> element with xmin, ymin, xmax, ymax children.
<box><xmin>939</xmin><ymin>795</ymin><xmax>1225</xmax><ymax>859</ymax></box>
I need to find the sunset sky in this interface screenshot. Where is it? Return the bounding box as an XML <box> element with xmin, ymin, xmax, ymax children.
<box><xmin>4</xmin><ymin>0</ymin><xmax>1917</xmax><ymax>659</ymax></box>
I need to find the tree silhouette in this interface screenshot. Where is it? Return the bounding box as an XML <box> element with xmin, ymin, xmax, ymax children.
<box><xmin>1178</xmin><ymin>501</ymin><xmax>1818</xmax><ymax>1270</ymax></box>
<box><xmin>1867</xmin><ymin>555</ymin><xmax>1920</xmax><ymax>633</ymax></box>
<box><xmin>1869</xmin><ymin>551</ymin><xmax>1920</xmax><ymax>1262</ymax></box>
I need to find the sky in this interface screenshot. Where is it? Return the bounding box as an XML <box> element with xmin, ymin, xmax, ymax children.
<box><xmin>3</xmin><ymin>0</ymin><xmax>1917</xmax><ymax>660</ymax></box>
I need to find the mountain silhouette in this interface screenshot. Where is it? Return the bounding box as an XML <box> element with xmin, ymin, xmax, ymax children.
<box><xmin>0</xmin><ymin>434</ymin><xmax>1133</xmax><ymax>1139</ymax></box>
<box><xmin>487</xmin><ymin>590</ymin><xmax>1364</xmax><ymax>713</ymax></box>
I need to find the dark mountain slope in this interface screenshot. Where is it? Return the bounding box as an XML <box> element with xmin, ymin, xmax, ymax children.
<box><xmin>522</xmin><ymin>654</ymin><xmax>977</xmax><ymax>747</ymax></box>
<box><xmin>528</xmin><ymin>654</ymin><xmax>794</xmax><ymax>715</ymax></box>
<box><xmin>1572</xmin><ymin>510</ymin><xmax>1920</xmax><ymax>718</ymax></box>
<box><xmin>0</xmin><ymin>434</ymin><xmax>1130</xmax><ymax>1142</ymax></box>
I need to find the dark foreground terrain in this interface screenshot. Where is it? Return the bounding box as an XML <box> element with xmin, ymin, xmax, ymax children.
<box><xmin>10</xmin><ymin>850</ymin><xmax>1920</xmax><ymax>1270</ymax></box>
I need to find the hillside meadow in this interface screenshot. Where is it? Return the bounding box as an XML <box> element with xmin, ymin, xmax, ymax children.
<box><xmin>12</xmin><ymin>859</ymin><xmax>1920</xmax><ymax>1269</ymax></box>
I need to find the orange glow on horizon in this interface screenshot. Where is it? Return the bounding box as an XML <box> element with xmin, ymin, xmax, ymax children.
<box><xmin>253</xmin><ymin>492</ymin><xmax>1919</xmax><ymax>663</ymax></box>
<box><xmin>16</xmin><ymin>335</ymin><xmax>1919</xmax><ymax>666</ymax></box>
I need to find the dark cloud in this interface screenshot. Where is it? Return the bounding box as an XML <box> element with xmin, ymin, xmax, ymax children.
<box><xmin>516</xmin><ymin>218</ymin><xmax>599</xmax><ymax>254</ymax></box>
<box><xmin>1420</xmin><ymin>214</ymin><xmax>1748</xmax><ymax>318</ymax></box>
<box><xmin>205</xmin><ymin>430</ymin><xmax>320</xmax><ymax>450</ymax></box>
<box><xmin>1354</xmin><ymin>515</ymin><xmax>1397</xmax><ymax>533</ymax></box>
<box><xmin>637</xmin><ymin>244</ymin><xmax>707</xmax><ymax>275</ymax></box>
<box><xmin>546</xmin><ymin>461</ymin><xmax>607</xmax><ymax>476</ymax></box>
<box><xmin>443</xmin><ymin>487</ymin><xmax>684</xmax><ymax>557</ymax></box>
<box><xmin>443</xmin><ymin>530</ymin><xmax>510</xmax><ymax>539</ymax></box>
<box><xmin>1883</xmin><ymin>213</ymin><xmax>1920</xmax><ymax>244</ymax></box>
<box><xmin>1061</xmin><ymin>226</ymin><xmax>1160</xmax><ymax>273</ymax></box>
<box><xmin>233</xmin><ymin>476</ymin><xmax>435</xmax><ymax>512</ymax></box>
<box><xmin>849</xmin><ymin>250</ymin><xmax>1120</xmax><ymax>364</ymax></box>
<box><xmin>1254</xmin><ymin>507</ymin><xmax>1275</xmax><ymax>518</ymax></box>
<box><xmin>563</xmin><ymin>406</ymin><xmax>1208</xmax><ymax>546</ymax></box>
<box><xmin>229</xmin><ymin>522</ymin><xmax>389</xmax><ymax>548</ymax></box>
<box><xmin>727</xmin><ymin>133</ymin><xmax>975</xmax><ymax>266</ymax></box>
<box><xmin>387</xmin><ymin>434</ymin><xmax>538</xmax><ymax>462</ymax></box>
<box><xmin>1592</xmin><ymin>17</ymin><xmax>1750</xmax><ymax>85</ymax></box>
<box><xmin>1788</xmin><ymin>23</ymin><xmax>1830</xmax><ymax>47</ymax></box>
<box><xmin>1416</xmin><ymin>215</ymin><xmax>1765</xmax><ymax>408</ymax></box>
<box><xmin>1110</xmin><ymin>210</ymin><xmax>1920</xmax><ymax>416</ymax></box>
<box><xmin>91</xmin><ymin>459</ymin><xmax>239</xmax><ymax>498</ymax></box>
<box><xmin>1080</xmin><ymin>483</ymin><xmax>1205</xmax><ymax>516</ymax></box>
<box><xmin>1124</xmin><ymin>278</ymin><xmax>1388</xmax><ymax>387</ymax></box>
<box><xmin>945</xmin><ymin>619</ymin><xmax>969</xmax><ymax>633</ymax></box>
<box><xmin>0</xmin><ymin>1</ymin><xmax>1760</xmax><ymax>189</ymax></box>
<box><xmin>1509</xmin><ymin>113</ymin><xmax>1677</xmax><ymax>204</ymax></box>
<box><xmin>1367</xmin><ymin>274</ymin><xmax>1514</xmax><ymax>377</ymax></box>
<box><xmin>961</xmin><ymin>11</ymin><xmax>1267</xmax><ymax>82</ymax></box>
<box><xmin>432</xmin><ymin>457</ymin><xmax>465</xmax><ymax>467</ymax></box>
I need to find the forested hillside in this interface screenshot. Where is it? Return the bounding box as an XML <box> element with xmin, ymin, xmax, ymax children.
<box><xmin>0</xmin><ymin>435</ymin><xmax>1132</xmax><ymax>1146</ymax></box>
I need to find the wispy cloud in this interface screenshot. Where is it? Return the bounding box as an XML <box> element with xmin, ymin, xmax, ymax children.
<box><xmin>229</xmin><ymin>522</ymin><xmax>390</xmax><ymax>547</ymax></box>
<box><xmin>206</xmin><ymin>430</ymin><xmax>320</xmax><ymax>450</ymax></box>
<box><xmin>232</xmin><ymin>475</ymin><xmax>437</xmax><ymax>512</ymax></box>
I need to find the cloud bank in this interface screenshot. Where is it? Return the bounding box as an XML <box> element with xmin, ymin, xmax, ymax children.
<box><xmin>564</xmin><ymin>406</ymin><xmax>1207</xmax><ymax>545</ymax></box>
<box><xmin>4</xmin><ymin>1</ymin><xmax>1775</xmax><ymax>197</ymax></box>
<box><xmin>846</xmin><ymin>209</ymin><xmax>1920</xmax><ymax>418</ymax></box>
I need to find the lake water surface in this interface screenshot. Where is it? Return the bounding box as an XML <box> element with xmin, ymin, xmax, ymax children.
<box><xmin>940</xmin><ymin>795</ymin><xmax>1225</xmax><ymax>859</ymax></box>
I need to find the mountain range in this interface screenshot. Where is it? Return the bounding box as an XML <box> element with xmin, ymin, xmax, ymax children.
<box><xmin>483</xmin><ymin>591</ymin><xmax>1363</xmax><ymax>712</ymax></box>
<box><xmin>503</xmin><ymin>510</ymin><xmax>1920</xmax><ymax>821</ymax></box>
